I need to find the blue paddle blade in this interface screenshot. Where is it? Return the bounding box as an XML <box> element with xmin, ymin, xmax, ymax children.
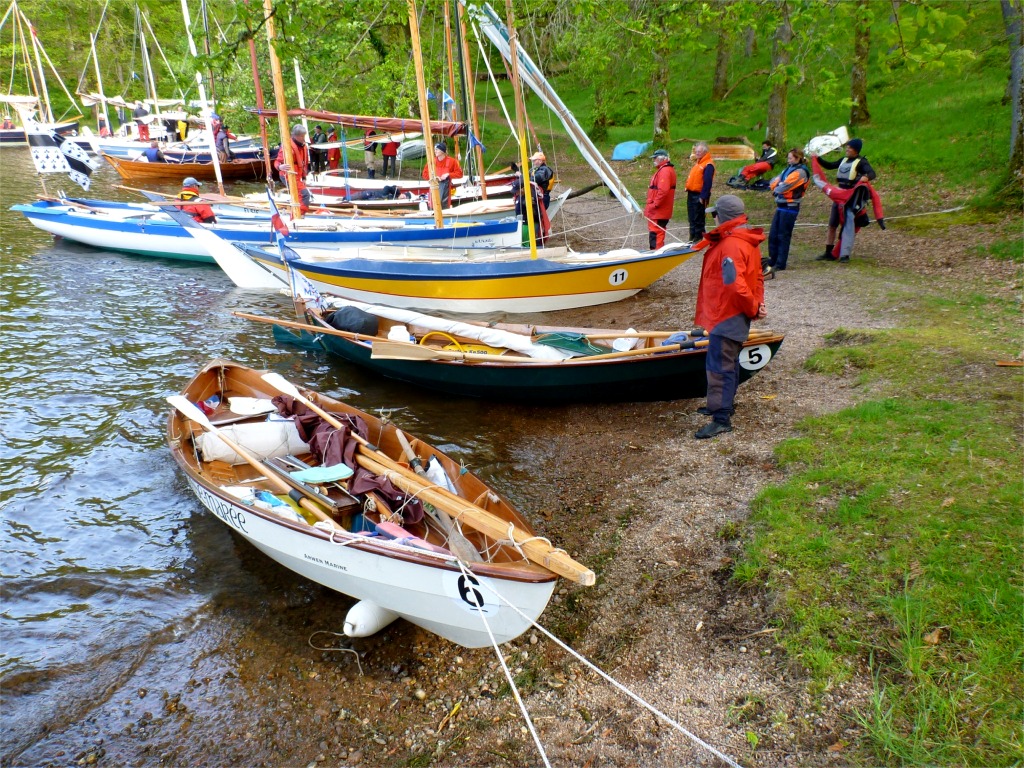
<box><xmin>290</xmin><ymin>464</ymin><xmax>354</xmax><ymax>483</ymax></box>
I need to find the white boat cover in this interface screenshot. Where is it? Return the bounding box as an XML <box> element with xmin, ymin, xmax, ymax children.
<box><xmin>324</xmin><ymin>297</ymin><xmax>571</xmax><ymax>360</ymax></box>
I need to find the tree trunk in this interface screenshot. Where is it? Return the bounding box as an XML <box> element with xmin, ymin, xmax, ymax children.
<box><xmin>1002</xmin><ymin>0</ymin><xmax>1023</xmax><ymax>171</ymax></box>
<box><xmin>712</xmin><ymin>34</ymin><xmax>731</xmax><ymax>102</ymax></box>
<box><xmin>766</xmin><ymin>1</ymin><xmax>792</xmax><ymax>148</ymax></box>
<box><xmin>590</xmin><ymin>84</ymin><xmax>608</xmax><ymax>142</ymax></box>
<box><xmin>744</xmin><ymin>26</ymin><xmax>757</xmax><ymax>57</ymax></box>
<box><xmin>652</xmin><ymin>46</ymin><xmax>670</xmax><ymax>139</ymax></box>
<box><xmin>850</xmin><ymin>0</ymin><xmax>871</xmax><ymax>126</ymax></box>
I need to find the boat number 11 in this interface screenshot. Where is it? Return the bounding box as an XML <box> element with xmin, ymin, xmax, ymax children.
<box><xmin>607</xmin><ymin>268</ymin><xmax>628</xmax><ymax>286</ymax></box>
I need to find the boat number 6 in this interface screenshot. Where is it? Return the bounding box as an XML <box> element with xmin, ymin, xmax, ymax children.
<box><xmin>608</xmin><ymin>268</ymin><xmax>628</xmax><ymax>287</ymax></box>
<box><xmin>739</xmin><ymin>344</ymin><xmax>772</xmax><ymax>371</ymax></box>
<box><xmin>458</xmin><ymin>573</ymin><xmax>485</xmax><ymax>608</ymax></box>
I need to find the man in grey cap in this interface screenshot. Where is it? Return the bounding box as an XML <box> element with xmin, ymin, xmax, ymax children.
<box><xmin>693</xmin><ymin>194</ymin><xmax>767</xmax><ymax>439</ymax></box>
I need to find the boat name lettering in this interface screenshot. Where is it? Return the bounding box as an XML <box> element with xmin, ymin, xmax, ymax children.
<box><xmin>303</xmin><ymin>553</ymin><xmax>349</xmax><ymax>572</ymax></box>
<box><xmin>191</xmin><ymin>481</ymin><xmax>249</xmax><ymax>533</ymax></box>
<box><xmin>608</xmin><ymin>268</ymin><xmax>628</xmax><ymax>286</ymax></box>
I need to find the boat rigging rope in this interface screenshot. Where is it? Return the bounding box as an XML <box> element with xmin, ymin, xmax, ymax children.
<box><xmin>463</xmin><ymin>564</ymin><xmax>746</xmax><ymax>768</ymax></box>
<box><xmin>455</xmin><ymin>560</ymin><xmax>553</xmax><ymax>768</ymax></box>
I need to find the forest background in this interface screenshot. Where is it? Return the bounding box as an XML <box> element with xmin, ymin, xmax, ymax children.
<box><xmin>5</xmin><ymin>0</ymin><xmax>1022</xmax><ymax>765</ymax></box>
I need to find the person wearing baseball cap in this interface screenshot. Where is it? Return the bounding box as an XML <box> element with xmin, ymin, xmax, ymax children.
<box><xmin>644</xmin><ymin>149</ymin><xmax>676</xmax><ymax>249</ymax></box>
<box><xmin>693</xmin><ymin>194</ymin><xmax>767</xmax><ymax>439</ymax></box>
<box><xmin>813</xmin><ymin>137</ymin><xmax>876</xmax><ymax>261</ymax></box>
<box><xmin>421</xmin><ymin>141</ymin><xmax>463</xmax><ymax>208</ymax></box>
<box><xmin>176</xmin><ymin>177</ymin><xmax>216</xmax><ymax>224</ymax></box>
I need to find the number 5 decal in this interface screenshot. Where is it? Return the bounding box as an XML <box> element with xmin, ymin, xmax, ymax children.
<box><xmin>739</xmin><ymin>344</ymin><xmax>772</xmax><ymax>371</ymax></box>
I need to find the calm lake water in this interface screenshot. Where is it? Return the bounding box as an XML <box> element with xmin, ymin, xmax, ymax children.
<box><xmin>0</xmin><ymin>151</ymin><xmax>580</xmax><ymax>763</ymax></box>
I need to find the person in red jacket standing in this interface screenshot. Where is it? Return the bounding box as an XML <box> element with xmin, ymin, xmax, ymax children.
<box><xmin>693</xmin><ymin>194</ymin><xmax>767</xmax><ymax>439</ymax></box>
<box><xmin>422</xmin><ymin>142</ymin><xmax>463</xmax><ymax>208</ymax></box>
<box><xmin>644</xmin><ymin>148</ymin><xmax>677</xmax><ymax>250</ymax></box>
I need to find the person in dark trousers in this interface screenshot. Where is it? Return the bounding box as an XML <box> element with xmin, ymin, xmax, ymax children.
<box><xmin>814</xmin><ymin>137</ymin><xmax>876</xmax><ymax>261</ymax></box>
<box><xmin>176</xmin><ymin>177</ymin><xmax>216</xmax><ymax>223</ymax></box>
<box><xmin>381</xmin><ymin>137</ymin><xmax>400</xmax><ymax>178</ymax></box>
<box><xmin>693</xmin><ymin>195</ymin><xmax>767</xmax><ymax>439</ymax></box>
<box><xmin>684</xmin><ymin>141</ymin><xmax>715</xmax><ymax>243</ymax></box>
<box><xmin>310</xmin><ymin>125</ymin><xmax>327</xmax><ymax>175</ymax></box>
<box><xmin>644</xmin><ymin>148</ymin><xmax>677</xmax><ymax>250</ymax></box>
<box><xmin>529</xmin><ymin>151</ymin><xmax>554</xmax><ymax>211</ymax></box>
<box><xmin>764</xmin><ymin>148</ymin><xmax>810</xmax><ymax>276</ymax></box>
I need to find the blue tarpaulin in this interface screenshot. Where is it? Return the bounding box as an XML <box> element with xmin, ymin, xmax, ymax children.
<box><xmin>611</xmin><ymin>140</ymin><xmax>651</xmax><ymax>161</ymax></box>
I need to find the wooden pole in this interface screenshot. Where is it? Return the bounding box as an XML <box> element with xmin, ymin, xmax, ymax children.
<box><xmin>456</xmin><ymin>1</ymin><xmax>487</xmax><ymax>198</ymax></box>
<box><xmin>263</xmin><ymin>0</ymin><xmax>302</xmax><ymax>218</ymax></box>
<box><xmin>504</xmin><ymin>0</ymin><xmax>537</xmax><ymax>258</ymax></box>
<box><xmin>407</xmin><ymin>0</ymin><xmax>446</xmax><ymax>226</ymax></box>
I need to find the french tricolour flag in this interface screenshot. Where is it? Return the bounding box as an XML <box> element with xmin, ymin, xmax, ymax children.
<box><xmin>26</xmin><ymin>123</ymin><xmax>98</xmax><ymax>191</ymax></box>
<box><xmin>267</xmin><ymin>189</ymin><xmax>290</xmax><ymax>237</ymax></box>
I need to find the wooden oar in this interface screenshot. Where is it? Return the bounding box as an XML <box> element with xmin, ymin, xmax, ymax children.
<box><xmin>166</xmin><ymin>396</ymin><xmax>344</xmax><ymax>531</ymax></box>
<box><xmin>394</xmin><ymin>429</ymin><xmax>482</xmax><ymax>563</ymax></box>
<box><xmin>259</xmin><ymin>373</ymin><xmax>593</xmax><ymax>585</ymax></box>
<box><xmin>233</xmin><ymin>312</ymin><xmax>372</xmax><ymax>343</ymax></box>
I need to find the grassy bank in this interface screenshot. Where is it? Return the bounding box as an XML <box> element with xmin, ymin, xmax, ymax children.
<box><xmin>731</xmin><ymin>265</ymin><xmax>1022</xmax><ymax>765</ymax></box>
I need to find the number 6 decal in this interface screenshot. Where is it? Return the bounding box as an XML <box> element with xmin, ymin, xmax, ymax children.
<box><xmin>739</xmin><ymin>344</ymin><xmax>772</xmax><ymax>371</ymax></box>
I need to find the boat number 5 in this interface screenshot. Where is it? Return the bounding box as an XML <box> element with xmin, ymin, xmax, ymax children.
<box><xmin>739</xmin><ymin>344</ymin><xmax>772</xmax><ymax>371</ymax></box>
<box><xmin>457</xmin><ymin>573</ymin><xmax>485</xmax><ymax>608</ymax></box>
<box><xmin>608</xmin><ymin>268</ymin><xmax>628</xmax><ymax>287</ymax></box>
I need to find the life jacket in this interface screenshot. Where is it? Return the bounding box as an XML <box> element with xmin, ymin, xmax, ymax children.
<box><xmin>685</xmin><ymin>153</ymin><xmax>715</xmax><ymax>194</ymax></box>
<box><xmin>835</xmin><ymin>156</ymin><xmax>862</xmax><ymax>188</ymax></box>
<box><xmin>770</xmin><ymin>164</ymin><xmax>810</xmax><ymax>205</ymax></box>
<box><xmin>176</xmin><ymin>189</ymin><xmax>216</xmax><ymax>223</ymax></box>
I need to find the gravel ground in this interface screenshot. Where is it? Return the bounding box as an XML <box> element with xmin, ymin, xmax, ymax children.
<box><xmin>28</xmin><ymin>177</ymin><xmax>1019</xmax><ymax>768</ymax></box>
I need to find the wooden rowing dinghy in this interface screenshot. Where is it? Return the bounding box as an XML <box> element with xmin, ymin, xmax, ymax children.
<box><xmin>168</xmin><ymin>360</ymin><xmax>592</xmax><ymax>647</ymax></box>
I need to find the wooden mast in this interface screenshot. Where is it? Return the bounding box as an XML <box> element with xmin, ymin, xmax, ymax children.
<box><xmin>455</xmin><ymin>1</ymin><xmax>486</xmax><ymax>198</ymax></box>
<box><xmin>179</xmin><ymin>0</ymin><xmax>225</xmax><ymax>195</ymax></box>
<box><xmin>442</xmin><ymin>0</ymin><xmax>459</xmax><ymax>159</ymax></box>
<box><xmin>504</xmin><ymin>0</ymin><xmax>537</xmax><ymax>258</ymax></box>
<box><xmin>407</xmin><ymin>0</ymin><xmax>445</xmax><ymax>226</ymax></box>
<box><xmin>262</xmin><ymin>0</ymin><xmax>302</xmax><ymax>217</ymax></box>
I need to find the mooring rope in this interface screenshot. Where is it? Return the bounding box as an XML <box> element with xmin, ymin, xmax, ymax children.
<box><xmin>465</xmin><ymin>567</ymin><xmax>745</xmax><ymax>768</ymax></box>
<box><xmin>456</xmin><ymin>561</ymin><xmax>553</xmax><ymax>768</ymax></box>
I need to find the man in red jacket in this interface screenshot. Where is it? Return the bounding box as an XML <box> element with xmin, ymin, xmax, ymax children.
<box><xmin>644</xmin><ymin>148</ymin><xmax>677</xmax><ymax>249</ymax></box>
<box><xmin>693</xmin><ymin>194</ymin><xmax>767</xmax><ymax>439</ymax></box>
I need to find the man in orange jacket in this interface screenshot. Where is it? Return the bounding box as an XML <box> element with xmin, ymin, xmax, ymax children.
<box><xmin>644</xmin><ymin>148</ymin><xmax>676</xmax><ymax>249</ymax></box>
<box><xmin>693</xmin><ymin>194</ymin><xmax>766</xmax><ymax>439</ymax></box>
<box><xmin>684</xmin><ymin>141</ymin><xmax>715</xmax><ymax>243</ymax></box>
<box><xmin>274</xmin><ymin>124</ymin><xmax>312</xmax><ymax>213</ymax></box>
<box><xmin>175</xmin><ymin>177</ymin><xmax>216</xmax><ymax>223</ymax></box>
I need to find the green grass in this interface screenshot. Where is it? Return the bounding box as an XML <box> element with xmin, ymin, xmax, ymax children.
<box><xmin>733</xmin><ymin>270</ymin><xmax>1023</xmax><ymax>764</ymax></box>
